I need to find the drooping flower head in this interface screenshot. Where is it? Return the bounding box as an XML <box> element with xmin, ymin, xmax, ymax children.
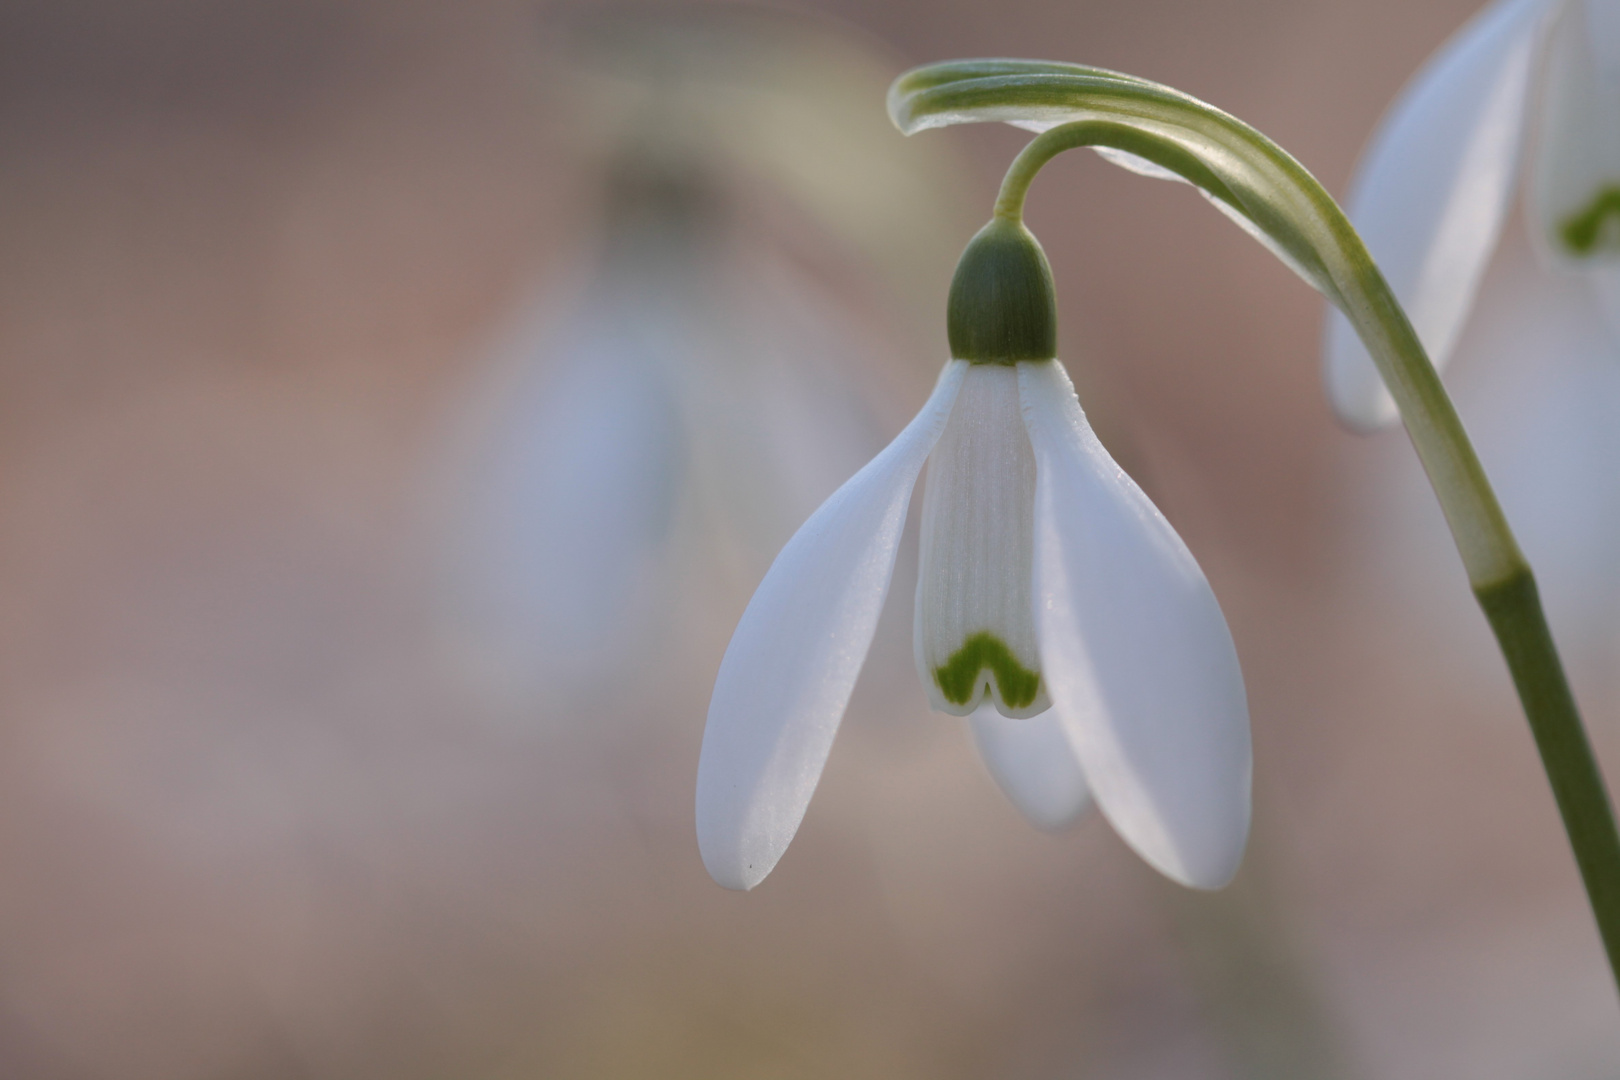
<box><xmin>697</xmin><ymin>214</ymin><xmax>1252</xmax><ymax>892</ymax></box>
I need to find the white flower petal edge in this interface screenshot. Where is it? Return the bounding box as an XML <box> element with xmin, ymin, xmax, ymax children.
<box><xmin>969</xmin><ymin>705</ymin><xmax>1092</xmax><ymax>831</ymax></box>
<box><xmin>1018</xmin><ymin>359</ymin><xmax>1251</xmax><ymax>889</ymax></box>
<box><xmin>697</xmin><ymin>360</ymin><xmax>969</xmax><ymax>890</ymax></box>
<box><xmin>1323</xmin><ymin>0</ymin><xmax>1551</xmax><ymax>430</ymax></box>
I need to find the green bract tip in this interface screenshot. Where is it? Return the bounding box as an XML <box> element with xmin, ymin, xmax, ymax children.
<box><xmin>947</xmin><ymin>218</ymin><xmax>1057</xmax><ymax>363</ymax></box>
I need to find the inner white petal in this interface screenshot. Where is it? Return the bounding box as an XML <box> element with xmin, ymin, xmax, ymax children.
<box><xmin>969</xmin><ymin>705</ymin><xmax>1091</xmax><ymax>830</ymax></box>
<box><xmin>914</xmin><ymin>363</ymin><xmax>1048</xmax><ymax>718</ymax></box>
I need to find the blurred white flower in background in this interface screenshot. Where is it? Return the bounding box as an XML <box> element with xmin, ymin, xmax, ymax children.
<box><xmin>431</xmin><ymin>9</ymin><xmax>970</xmax><ymax>716</ymax></box>
<box><xmin>440</xmin><ymin>152</ymin><xmax>881</xmax><ymax>707</ymax></box>
<box><xmin>1326</xmin><ymin>0</ymin><xmax>1620</xmax><ymax>667</ymax></box>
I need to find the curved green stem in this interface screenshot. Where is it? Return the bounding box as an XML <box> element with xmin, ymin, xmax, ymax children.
<box><xmin>959</xmin><ymin>107</ymin><xmax>1620</xmax><ymax>996</ymax></box>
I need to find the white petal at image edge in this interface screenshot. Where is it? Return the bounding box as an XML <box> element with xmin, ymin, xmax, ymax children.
<box><xmin>1018</xmin><ymin>359</ymin><xmax>1251</xmax><ymax>889</ymax></box>
<box><xmin>970</xmin><ymin>706</ymin><xmax>1092</xmax><ymax>831</ymax></box>
<box><xmin>1323</xmin><ymin>0</ymin><xmax>1549</xmax><ymax>430</ymax></box>
<box><xmin>697</xmin><ymin>360</ymin><xmax>969</xmax><ymax>890</ymax></box>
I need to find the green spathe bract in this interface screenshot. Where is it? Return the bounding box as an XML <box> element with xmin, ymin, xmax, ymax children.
<box><xmin>933</xmin><ymin>630</ymin><xmax>1042</xmax><ymax>710</ymax></box>
<box><xmin>892</xmin><ymin>57</ymin><xmax>1620</xmax><ymax>1001</ymax></box>
<box><xmin>947</xmin><ymin>218</ymin><xmax>1057</xmax><ymax>362</ymax></box>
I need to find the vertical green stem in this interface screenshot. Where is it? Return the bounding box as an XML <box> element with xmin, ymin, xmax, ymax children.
<box><xmin>1479</xmin><ymin>573</ymin><xmax>1620</xmax><ymax>983</ymax></box>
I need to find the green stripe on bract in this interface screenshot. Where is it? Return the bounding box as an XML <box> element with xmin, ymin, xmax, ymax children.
<box><xmin>933</xmin><ymin>631</ymin><xmax>1042</xmax><ymax>710</ymax></box>
<box><xmin>1561</xmin><ymin>186</ymin><xmax>1620</xmax><ymax>255</ymax></box>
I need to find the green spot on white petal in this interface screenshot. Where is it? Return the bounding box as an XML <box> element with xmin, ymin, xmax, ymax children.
<box><xmin>1560</xmin><ymin>185</ymin><xmax>1620</xmax><ymax>255</ymax></box>
<box><xmin>934</xmin><ymin>630</ymin><xmax>1042</xmax><ymax>710</ymax></box>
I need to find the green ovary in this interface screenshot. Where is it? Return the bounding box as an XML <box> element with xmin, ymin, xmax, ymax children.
<box><xmin>1560</xmin><ymin>185</ymin><xmax>1620</xmax><ymax>255</ymax></box>
<box><xmin>933</xmin><ymin>631</ymin><xmax>1042</xmax><ymax>710</ymax></box>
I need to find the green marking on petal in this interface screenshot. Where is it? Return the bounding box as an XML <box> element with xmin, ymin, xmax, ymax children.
<box><xmin>1560</xmin><ymin>185</ymin><xmax>1620</xmax><ymax>255</ymax></box>
<box><xmin>933</xmin><ymin>631</ymin><xmax>1042</xmax><ymax>710</ymax></box>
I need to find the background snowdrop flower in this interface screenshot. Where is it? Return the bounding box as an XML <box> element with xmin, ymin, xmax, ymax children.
<box><xmin>1323</xmin><ymin>0</ymin><xmax>1620</xmax><ymax>429</ymax></box>
<box><xmin>437</xmin><ymin>153</ymin><xmax>885</xmax><ymax>708</ymax></box>
<box><xmin>697</xmin><ymin>219</ymin><xmax>1251</xmax><ymax>893</ymax></box>
<box><xmin>1328</xmin><ymin>0</ymin><xmax>1620</xmax><ymax>669</ymax></box>
<box><xmin>430</xmin><ymin>10</ymin><xmax>968</xmax><ymax>715</ymax></box>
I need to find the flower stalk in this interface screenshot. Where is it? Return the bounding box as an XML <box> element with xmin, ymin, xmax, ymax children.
<box><xmin>892</xmin><ymin>58</ymin><xmax>1620</xmax><ymax>996</ymax></box>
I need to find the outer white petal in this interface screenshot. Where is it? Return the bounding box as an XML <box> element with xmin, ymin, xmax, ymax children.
<box><xmin>697</xmin><ymin>361</ymin><xmax>968</xmax><ymax>890</ymax></box>
<box><xmin>969</xmin><ymin>706</ymin><xmax>1092</xmax><ymax>831</ymax></box>
<box><xmin>1018</xmin><ymin>360</ymin><xmax>1251</xmax><ymax>889</ymax></box>
<box><xmin>1324</xmin><ymin>0</ymin><xmax>1551</xmax><ymax>430</ymax></box>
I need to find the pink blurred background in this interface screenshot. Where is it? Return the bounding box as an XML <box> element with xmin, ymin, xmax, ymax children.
<box><xmin>0</xmin><ymin>1</ymin><xmax>1615</xmax><ymax>1077</ymax></box>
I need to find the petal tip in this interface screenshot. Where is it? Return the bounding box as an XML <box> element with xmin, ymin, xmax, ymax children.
<box><xmin>695</xmin><ymin>809</ymin><xmax>776</xmax><ymax>892</ymax></box>
<box><xmin>702</xmin><ymin>858</ymin><xmax>768</xmax><ymax>892</ymax></box>
<box><xmin>969</xmin><ymin>708</ymin><xmax>1092</xmax><ymax>831</ymax></box>
<box><xmin>1126</xmin><ymin>786</ymin><xmax>1250</xmax><ymax>890</ymax></box>
<box><xmin>1324</xmin><ymin>314</ymin><xmax>1403</xmax><ymax>432</ymax></box>
<box><xmin>1024</xmin><ymin>798</ymin><xmax>1091</xmax><ymax>834</ymax></box>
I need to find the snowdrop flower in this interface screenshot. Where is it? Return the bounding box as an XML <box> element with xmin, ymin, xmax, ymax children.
<box><xmin>1324</xmin><ymin>0</ymin><xmax>1620</xmax><ymax>429</ymax></box>
<box><xmin>1326</xmin><ymin>0</ymin><xmax>1620</xmax><ymax>658</ymax></box>
<box><xmin>697</xmin><ymin>218</ymin><xmax>1251</xmax><ymax>892</ymax></box>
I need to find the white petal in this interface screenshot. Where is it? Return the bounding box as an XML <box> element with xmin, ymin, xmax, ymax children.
<box><xmin>969</xmin><ymin>705</ymin><xmax>1091</xmax><ymax>831</ymax></box>
<box><xmin>696</xmin><ymin>360</ymin><xmax>969</xmax><ymax>890</ymax></box>
<box><xmin>1017</xmin><ymin>359</ymin><xmax>1251</xmax><ymax>889</ymax></box>
<box><xmin>1529</xmin><ymin>0</ymin><xmax>1620</xmax><ymax>262</ymax></box>
<box><xmin>914</xmin><ymin>364</ymin><xmax>1049</xmax><ymax>719</ymax></box>
<box><xmin>1323</xmin><ymin>0</ymin><xmax>1550</xmax><ymax>429</ymax></box>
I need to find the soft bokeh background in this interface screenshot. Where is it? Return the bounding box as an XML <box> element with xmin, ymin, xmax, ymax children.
<box><xmin>1</xmin><ymin>1</ymin><xmax>1616</xmax><ymax>1077</ymax></box>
